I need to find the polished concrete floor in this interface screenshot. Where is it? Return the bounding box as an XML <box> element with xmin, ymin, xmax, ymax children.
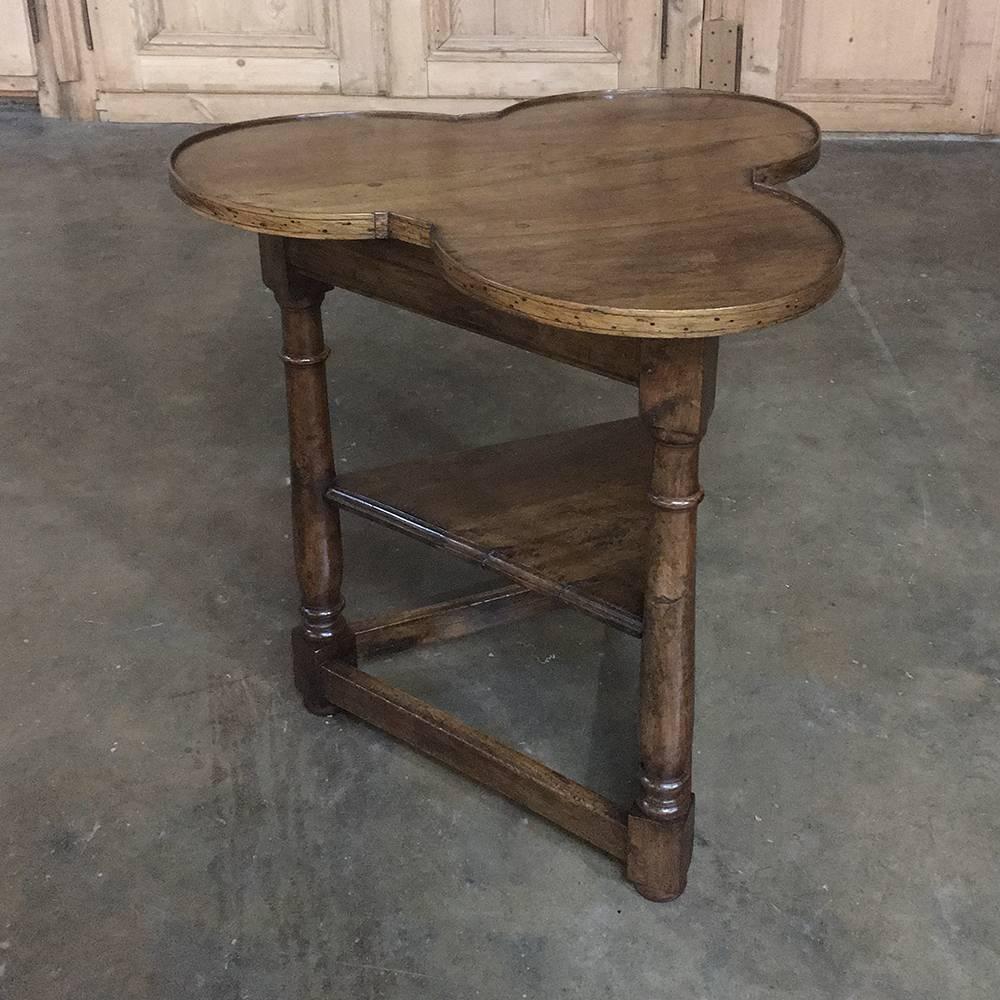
<box><xmin>2</xmin><ymin>107</ymin><xmax>999</xmax><ymax>1000</ymax></box>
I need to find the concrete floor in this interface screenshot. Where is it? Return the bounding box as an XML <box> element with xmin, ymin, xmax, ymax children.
<box><xmin>1</xmin><ymin>107</ymin><xmax>999</xmax><ymax>1000</ymax></box>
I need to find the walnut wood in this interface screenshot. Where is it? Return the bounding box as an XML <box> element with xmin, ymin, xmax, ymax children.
<box><xmin>291</xmin><ymin>626</ymin><xmax>352</xmax><ymax>717</ymax></box>
<box><xmin>260</xmin><ymin>236</ymin><xmax>357</xmax><ymax>700</ymax></box>
<box><xmin>169</xmin><ymin>92</ymin><xmax>846</xmax><ymax>902</ymax></box>
<box><xmin>327</xmin><ymin>418</ymin><xmax>652</xmax><ymax>636</ymax></box>
<box><xmin>317</xmin><ymin>661</ymin><xmax>629</xmax><ymax>860</ymax></box>
<box><xmin>626</xmin><ymin>800</ymin><xmax>696</xmax><ymax>901</ymax></box>
<box><xmin>171</xmin><ymin>89</ymin><xmax>843</xmax><ymax>338</ymax></box>
<box><xmin>352</xmin><ymin>585</ymin><xmax>559</xmax><ymax>659</ymax></box>
<box><xmin>626</xmin><ymin>337</ymin><xmax>717</xmax><ymax>898</ymax></box>
<box><xmin>289</xmin><ymin>240</ymin><xmax>641</xmax><ymax>385</ymax></box>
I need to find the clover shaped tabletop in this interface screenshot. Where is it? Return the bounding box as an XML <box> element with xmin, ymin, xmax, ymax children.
<box><xmin>170</xmin><ymin>89</ymin><xmax>843</xmax><ymax>338</ymax></box>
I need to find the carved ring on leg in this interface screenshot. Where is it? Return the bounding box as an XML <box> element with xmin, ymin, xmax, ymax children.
<box><xmin>638</xmin><ymin>769</ymin><xmax>690</xmax><ymax>819</ymax></box>
<box><xmin>295</xmin><ymin>600</ymin><xmax>356</xmax><ymax>715</ymax></box>
<box><xmin>261</xmin><ymin>237</ymin><xmax>356</xmax><ymax>719</ymax></box>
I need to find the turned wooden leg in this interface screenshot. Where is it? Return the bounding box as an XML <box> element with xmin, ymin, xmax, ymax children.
<box><xmin>627</xmin><ymin>337</ymin><xmax>718</xmax><ymax>901</ymax></box>
<box><xmin>260</xmin><ymin>236</ymin><xmax>356</xmax><ymax>714</ymax></box>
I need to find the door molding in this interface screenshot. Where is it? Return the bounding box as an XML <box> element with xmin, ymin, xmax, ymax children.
<box><xmin>776</xmin><ymin>0</ymin><xmax>961</xmax><ymax>105</ymax></box>
<box><xmin>740</xmin><ymin>0</ymin><xmax>1000</xmax><ymax>133</ymax></box>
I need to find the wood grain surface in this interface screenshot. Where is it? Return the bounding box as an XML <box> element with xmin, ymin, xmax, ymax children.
<box><xmin>170</xmin><ymin>89</ymin><xmax>844</xmax><ymax>337</ymax></box>
<box><xmin>328</xmin><ymin>417</ymin><xmax>652</xmax><ymax>635</ymax></box>
<box><xmin>289</xmin><ymin>239</ymin><xmax>642</xmax><ymax>383</ymax></box>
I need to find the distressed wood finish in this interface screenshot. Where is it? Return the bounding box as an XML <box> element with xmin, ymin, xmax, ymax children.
<box><xmin>171</xmin><ymin>91</ymin><xmax>844</xmax><ymax>902</ymax></box>
<box><xmin>737</xmin><ymin>0</ymin><xmax>1000</xmax><ymax>134</ymax></box>
<box><xmin>171</xmin><ymin>90</ymin><xmax>844</xmax><ymax>337</ymax></box>
<box><xmin>71</xmin><ymin>0</ymin><xmax>666</xmax><ymax>122</ymax></box>
<box><xmin>36</xmin><ymin>0</ymin><xmax>1000</xmax><ymax>131</ymax></box>
<box><xmin>86</xmin><ymin>0</ymin><xmax>384</xmax><ymax>117</ymax></box>
<box><xmin>0</xmin><ymin>0</ymin><xmax>36</xmax><ymax>95</ymax></box>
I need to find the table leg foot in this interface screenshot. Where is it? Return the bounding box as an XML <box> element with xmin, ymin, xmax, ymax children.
<box><xmin>625</xmin><ymin>797</ymin><xmax>695</xmax><ymax>901</ymax></box>
<box><xmin>291</xmin><ymin>625</ymin><xmax>353</xmax><ymax>716</ymax></box>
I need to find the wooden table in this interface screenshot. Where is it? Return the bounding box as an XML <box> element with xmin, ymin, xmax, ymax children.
<box><xmin>170</xmin><ymin>89</ymin><xmax>843</xmax><ymax>901</ymax></box>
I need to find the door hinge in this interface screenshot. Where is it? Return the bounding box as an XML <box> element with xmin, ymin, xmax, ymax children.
<box><xmin>700</xmin><ymin>19</ymin><xmax>743</xmax><ymax>92</ymax></box>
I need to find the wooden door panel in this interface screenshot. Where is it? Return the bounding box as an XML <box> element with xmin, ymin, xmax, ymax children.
<box><xmin>84</xmin><ymin>0</ymin><xmax>671</xmax><ymax>120</ymax></box>
<box><xmin>794</xmin><ymin>1</ymin><xmax>945</xmax><ymax>85</ymax></box>
<box><xmin>154</xmin><ymin>0</ymin><xmax>325</xmax><ymax>40</ymax></box>
<box><xmin>91</xmin><ymin>0</ymin><xmax>383</xmax><ymax>103</ymax></box>
<box><xmin>778</xmin><ymin>0</ymin><xmax>958</xmax><ymax>102</ymax></box>
<box><xmin>448</xmin><ymin>0</ymin><xmax>588</xmax><ymax>36</ymax></box>
<box><xmin>1</xmin><ymin>0</ymin><xmax>38</xmax><ymax>94</ymax></box>
<box><xmin>121</xmin><ymin>0</ymin><xmax>341</xmax><ymax>89</ymax></box>
<box><xmin>137</xmin><ymin>54</ymin><xmax>341</xmax><ymax>92</ymax></box>
<box><xmin>740</xmin><ymin>0</ymin><xmax>1000</xmax><ymax>132</ymax></box>
<box><xmin>422</xmin><ymin>0</ymin><xmax>660</xmax><ymax>95</ymax></box>
<box><xmin>495</xmin><ymin>0</ymin><xmax>585</xmax><ymax>35</ymax></box>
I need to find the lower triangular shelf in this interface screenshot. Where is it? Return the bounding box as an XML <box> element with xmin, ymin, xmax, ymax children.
<box><xmin>327</xmin><ymin>418</ymin><xmax>651</xmax><ymax>635</ymax></box>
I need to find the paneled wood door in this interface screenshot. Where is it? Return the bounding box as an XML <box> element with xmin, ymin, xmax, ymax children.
<box><xmin>737</xmin><ymin>0</ymin><xmax>1000</xmax><ymax>132</ymax></box>
<box><xmin>1</xmin><ymin>0</ymin><xmax>37</xmax><ymax>97</ymax></box>
<box><xmin>89</xmin><ymin>0</ymin><xmax>389</xmax><ymax>120</ymax></box>
<box><xmin>385</xmin><ymin>0</ymin><xmax>662</xmax><ymax>98</ymax></box>
<box><xmin>87</xmin><ymin>0</ymin><xmax>682</xmax><ymax>121</ymax></box>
